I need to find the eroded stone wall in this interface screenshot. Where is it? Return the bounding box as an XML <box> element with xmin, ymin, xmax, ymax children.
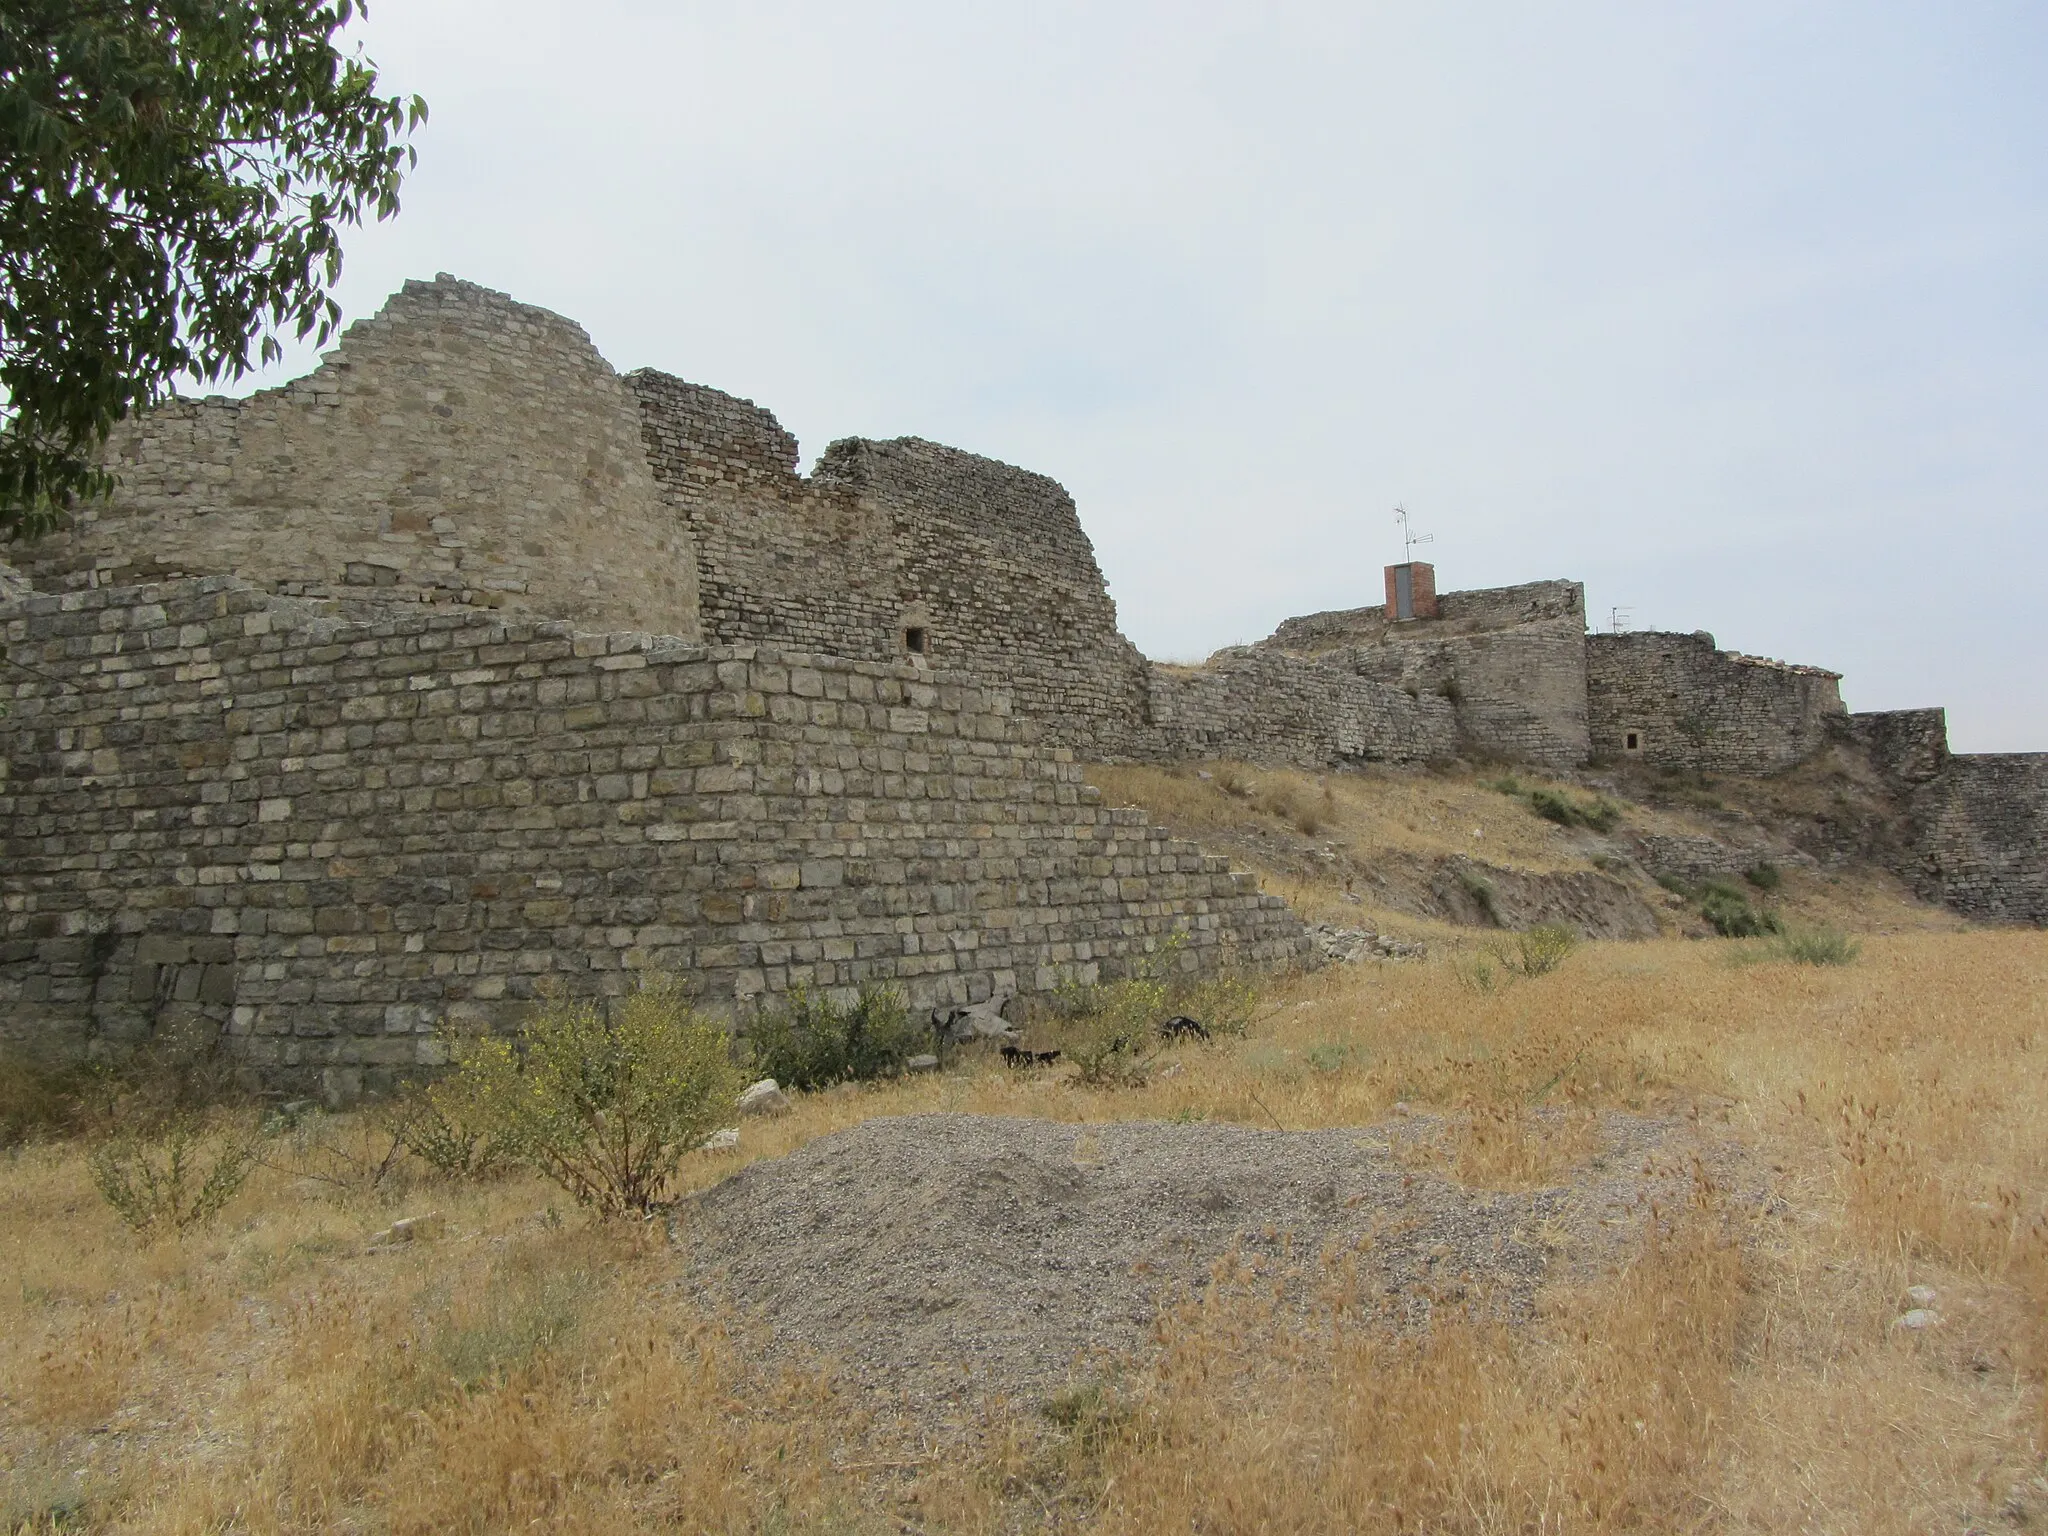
<box><xmin>1584</xmin><ymin>632</ymin><xmax>1844</xmax><ymax>773</ymax></box>
<box><xmin>16</xmin><ymin>278</ymin><xmax>699</xmax><ymax>638</ymax></box>
<box><xmin>1260</xmin><ymin>581</ymin><xmax>1590</xmax><ymax>768</ymax></box>
<box><xmin>630</xmin><ymin>372</ymin><xmax>1155</xmax><ymax>758</ymax></box>
<box><xmin>1144</xmin><ymin>650</ymin><xmax>1456</xmax><ymax>766</ymax></box>
<box><xmin>0</xmin><ymin>577</ymin><xmax>1307</xmax><ymax>1098</ymax></box>
<box><xmin>1907</xmin><ymin>756</ymin><xmax>2048</xmax><ymax>924</ymax></box>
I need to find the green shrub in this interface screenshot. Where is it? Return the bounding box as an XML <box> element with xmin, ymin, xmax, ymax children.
<box><xmin>1509</xmin><ymin>923</ymin><xmax>1578</xmax><ymax>977</ymax></box>
<box><xmin>1698</xmin><ymin>880</ymin><xmax>1781</xmax><ymax>938</ymax></box>
<box><xmin>1455</xmin><ymin>866</ymin><xmax>1500</xmax><ymax>923</ymax></box>
<box><xmin>396</xmin><ymin>1068</ymin><xmax>519</xmax><ymax>1180</ymax></box>
<box><xmin>1744</xmin><ymin>861</ymin><xmax>1783</xmax><ymax>892</ymax></box>
<box><xmin>746</xmin><ymin>983</ymin><xmax>923</xmax><ymax>1090</ymax></box>
<box><xmin>1770</xmin><ymin>925</ymin><xmax>1860</xmax><ymax>966</ymax></box>
<box><xmin>453</xmin><ymin>980</ymin><xmax>742</xmax><ymax>1218</ymax></box>
<box><xmin>1526</xmin><ymin>787</ymin><xmax>1622</xmax><ymax>833</ymax></box>
<box><xmin>89</xmin><ymin>1118</ymin><xmax>254</xmax><ymax>1236</ymax></box>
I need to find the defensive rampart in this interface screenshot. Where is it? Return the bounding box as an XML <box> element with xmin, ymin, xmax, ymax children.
<box><xmin>0</xmin><ymin>577</ymin><xmax>1307</xmax><ymax>1099</ymax></box>
<box><xmin>1585</xmin><ymin>631</ymin><xmax>1844</xmax><ymax>773</ymax></box>
<box><xmin>1144</xmin><ymin>650</ymin><xmax>1456</xmax><ymax>765</ymax></box>
<box><xmin>630</xmin><ymin>372</ymin><xmax>1155</xmax><ymax>758</ymax></box>
<box><xmin>1259</xmin><ymin>580</ymin><xmax>1590</xmax><ymax>768</ymax></box>
<box><xmin>15</xmin><ymin>277</ymin><xmax>700</xmax><ymax>639</ymax></box>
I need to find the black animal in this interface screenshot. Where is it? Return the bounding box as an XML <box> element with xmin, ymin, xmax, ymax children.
<box><xmin>1000</xmin><ymin>1045</ymin><xmax>1063</xmax><ymax>1068</ymax></box>
<box><xmin>1158</xmin><ymin>1014</ymin><xmax>1210</xmax><ymax>1041</ymax></box>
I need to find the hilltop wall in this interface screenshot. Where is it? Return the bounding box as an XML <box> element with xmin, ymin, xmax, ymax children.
<box><xmin>1906</xmin><ymin>755</ymin><xmax>2048</xmax><ymax>925</ymax></box>
<box><xmin>0</xmin><ymin>578</ymin><xmax>1307</xmax><ymax>1100</ymax></box>
<box><xmin>1144</xmin><ymin>650</ymin><xmax>1457</xmax><ymax>766</ymax></box>
<box><xmin>1585</xmin><ymin>631</ymin><xmax>1845</xmax><ymax>773</ymax></box>
<box><xmin>630</xmin><ymin>372</ymin><xmax>1154</xmax><ymax>758</ymax></box>
<box><xmin>1260</xmin><ymin>580</ymin><xmax>1590</xmax><ymax>768</ymax></box>
<box><xmin>15</xmin><ymin>278</ymin><xmax>699</xmax><ymax>639</ymax></box>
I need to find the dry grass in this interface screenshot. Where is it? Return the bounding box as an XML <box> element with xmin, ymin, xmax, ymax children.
<box><xmin>1084</xmin><ymin>759</ymin><xmax>1968</xmax><ymax>943</ymax></box>
<box><xmin>4</xmin><ymin>930</ymin><xmax>2045</xmax><ymax>1531</ymax></box>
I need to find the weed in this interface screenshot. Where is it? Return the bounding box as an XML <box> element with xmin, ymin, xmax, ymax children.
<box><xmin>1698</xmin><ymin>879</ymin><xmax>1780</xmax><ymax>938</ymax></box>
<box><xmin>1744</xmin><ymin>860</ymin><xmax>1783</xmax><ymax>892</ymax></box>
<box><xmin>396</xmin><ymin>1068</ymin><xmax>518</xmax><ymax>1180</ymax></box>
<box><xmin>746</xmin><ymin>983</ymin><xmax>923</xmax><ymax>1090</ymax></box>
<box><xmin>89</xmin><ymin>1118</ymin><xmax>255</xmax><ymax>1236</ymax></box>
<box><xmin>1508</xmin><ymin>923</ymin><xmax>1578</xmax><ymax>977</ymax></box>
<box><xmin>452</xmin><ymin>978</ymin><xmax>742</xmax><ymax>1217</ymax></box>
<box><xmin>1526</xmin><ymin>786</ymin><xmax>1621</xmax><ymax>833</ymax></box>
<box><xmin>1455</xmin><ymin>866</ymin><xmax>1500</xmax><ymax>923</ymax></box>
<box><xmin>1769</xmin><ymin>925</ymin><xmax>1860</xmax><ymax>966</ymax></box>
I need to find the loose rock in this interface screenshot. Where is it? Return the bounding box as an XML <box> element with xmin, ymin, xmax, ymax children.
<box><xmin>738</xmin><ymin>1079</ymin><xmax>792</xmax><ymax>1117</ymax></box>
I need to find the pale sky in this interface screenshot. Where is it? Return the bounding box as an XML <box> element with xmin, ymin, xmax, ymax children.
<box><xmin>244</xmin><ymin>2</ymin><xmax>2046</xmax><ymax>752</ymax></box>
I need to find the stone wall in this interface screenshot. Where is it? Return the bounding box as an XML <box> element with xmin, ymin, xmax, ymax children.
<box><xmin>0</xmin><ymin>577</ymin><xmax>1308</xmax><ymax>1099</ymax></box>
<box><xmin>630</xmin><ymin>373</ymin><xmax>1154</xmax><ymax>758</ymax></box>
<box><xmin>15</xmin><ymin>278</ymin><xmax>699</xmax><ymax>639</ymax></box>
<box><xmin>1906</xmin><ymin>756</ymin><xmax>2048</xmax><ymax>925</ymax></box>
<box><xmin>1260</xmin><ymin>581</ymin><xmax>1590</xmax><ymax>768</ymax></box>
<box><xmin>1143</xmin><ymin>649</ymin><xmax>1456</xmax><ymax>766</ymax></box>
<box><xmin>1584</xmin><ymin>632</ymin><xmax>1844</xmax><ymax>773</ymax></box>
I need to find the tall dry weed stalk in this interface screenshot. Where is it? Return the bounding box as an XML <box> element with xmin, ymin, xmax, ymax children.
<box><xmin>1066</xmin><ymin>1181</ymin><xmax>1743</xmax><ymax>1533</ymax></box>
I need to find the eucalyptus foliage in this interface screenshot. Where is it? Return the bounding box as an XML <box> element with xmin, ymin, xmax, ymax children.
<box><xmin>0</xmin><ymin>0</ymin><xmax>425</xmax><ymax>537</ymax></box>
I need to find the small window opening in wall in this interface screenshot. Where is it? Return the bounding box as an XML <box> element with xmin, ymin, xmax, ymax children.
<box><xmin>903</xmin><ymin>626</ymin><xmax>929</xmax><ymax>656</ymax></box>
<box><xmin>1624</xmin><ymin>731</ymin><xmax>1642</xmax><ymax>753</ymax></box>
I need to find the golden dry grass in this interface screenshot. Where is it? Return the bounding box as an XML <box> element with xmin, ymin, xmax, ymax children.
<box><xmin>4</xmin><ymin>930</ymin><xmax>2045</xmax><ymax>1532</ymax></box>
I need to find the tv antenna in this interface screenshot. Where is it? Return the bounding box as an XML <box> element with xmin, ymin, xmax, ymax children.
<box><xmin>1608</xmin><ymin>606</ymin><xmax>1633</xmax><ymax>634</ymax></box>
<box><xmin>1394</xmin><ymin>504</ymin><xmax>1433</xmax><ymax>564</ymax></box>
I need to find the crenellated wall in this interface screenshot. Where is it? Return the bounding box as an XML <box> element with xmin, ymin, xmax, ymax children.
<box><xmin>0</xmin><ymin>577</ymin><xmax>1308</xmax><ymax>1099</ymax></box>
<box><xmin>16</xmin><ymin>277</ymin><xmax>700</xmax><ymax>639</ymax></box>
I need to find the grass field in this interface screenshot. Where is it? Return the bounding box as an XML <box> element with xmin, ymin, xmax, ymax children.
<box><xmin>5</xmin><ymin>928</ymin><xmax>2045</xmax><ymax>1533</ymax></box>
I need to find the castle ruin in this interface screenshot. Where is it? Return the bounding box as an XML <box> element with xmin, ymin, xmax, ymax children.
<box><xmin>4</xmin><ymin>276</ymin><xmax>2042</xmax><ymax>1096</ymax></box>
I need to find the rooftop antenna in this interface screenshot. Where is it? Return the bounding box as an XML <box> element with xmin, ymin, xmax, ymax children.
<box><xmin>1394</xmin><ymin>504</ymin><xmax>1433</xmax><ymax>564</ymax></box>
<box><xmin>1609</xmin><ymin>606</ymin><xmax>1633</xmax><ymax>634</ymax></box>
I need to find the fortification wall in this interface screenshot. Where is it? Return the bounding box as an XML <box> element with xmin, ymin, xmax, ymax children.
<box><xmin>1907</xmin><ymin>756</ymin><xmax>2048</xmax><ymax>925</ymax></box>
<box><xmin>1258</xmin><ymin>581</ymin><xmax>1589</xmax><ymax>768</ymax></box>
<box><xmin>630</xmin><ymin>372</ymin><xmax>1153</xmax><ymax>757</ymax></box>
<box><xmin>1584</xmin><ymin>632</ymin><xmax>1844</xmax><ymax>773</ymax></box>
<box><xmin>1143</xmin><ymin>650</ymin><xmax>1456</xmax><ymax>766</ymax></box>
<box><xmin>1843</xmin><ymin>708</ymin><xmax>1951</xmax><ymax>785</ymax></box>
<box><xmin>15</xmin><ymin>278</ymin><xmax>699</xmax><ymax>638</ymax></box>
<box><xmin>0</xmin><ymin>578</ymin><xmax>1307</xmax><ymax>1100</ymax></box>
<box><xmin>0</xmin><ymin>555</ymin><xmax>29</xmax><ymax>604</ymax></box>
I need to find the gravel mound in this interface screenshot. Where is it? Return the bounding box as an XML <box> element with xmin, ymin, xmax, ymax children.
<box><xmin>677</xmin><ymin>1112</ymin><xmax>1685</xmax><ymax>1413</ymax></box>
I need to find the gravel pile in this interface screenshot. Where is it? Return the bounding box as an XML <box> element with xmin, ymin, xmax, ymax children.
<box><xmin>676</xmin><ymin>1112</ymin><xmax>1688</xmax><ymax>1414</ymax></box>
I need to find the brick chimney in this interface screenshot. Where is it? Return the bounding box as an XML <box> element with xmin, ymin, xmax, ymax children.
<box><xmin>1385</xmin><ymin>561</ymin><xmax>1438</xmax><ymax>621</ymax></box>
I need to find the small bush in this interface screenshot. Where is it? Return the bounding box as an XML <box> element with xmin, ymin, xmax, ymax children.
<box><xmin>1744</xmin><ymin>861</ymin><xmax>1783</xmax><ymax>892</ymax></box>
<box><xmin>746</xmin><ymin>983</ymin><xmax>923</xmax><ymax>1090</ymax></box>
<box><xmin>90</xmin><ymin>1119</ymin><xmax>255</xmax><ymax>1236</ymax></box>
<box><xmin>1526</xmin><ymin>787</ymin><xmax>1622</xmax><ymax>833</ymax></box>
<box><xmin>1455</xmin><ymin>866</ymin><xmax>1500</xmax><ymax>923</ymax></box>
<box><xmin>1698</xmin><ymin>880</ymin><xmax>1781</xmax><ymax>938</ymax></box>
<box><xmin>453</xmin><ymin>979</ymin><xmax>742</xmax><ymax>1218</ymax></box>
<box><xmin>396</xmin><ymin>1069</ymin><xmax>519</xmax><ymax>1180</ymax></box>
<box><xmin>1509</xmin><ymin>923</ymin><xmax>1578</xmax><ymax>977</ymax></box>
<box><xmin>1770</xmin><ymin>925</ymin><xmax>1860</xmax><ymax>966</ymax></box>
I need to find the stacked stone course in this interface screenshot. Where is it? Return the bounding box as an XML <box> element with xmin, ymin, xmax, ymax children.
<box><xmin>1584</xmin><ymin>631</ymin><xmax>1845</xmax><ymax>773</ymax></box>
<box><xmin>1</xmin><ymin>577</ymin><xmax>1307</xmax><ymax>1098</ymax></box>
<box><xmin>15</xmin><ymin>277</ymin><xmax>699</xmax><ymax>639</ymax></box>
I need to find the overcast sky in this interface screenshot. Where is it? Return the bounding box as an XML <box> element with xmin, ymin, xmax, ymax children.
<box><xmin>246</xmin><ymin>2</ymin><xmax>2046</xmax><ymax>751</ymax></box>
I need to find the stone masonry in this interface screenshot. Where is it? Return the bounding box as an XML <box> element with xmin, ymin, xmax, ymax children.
<box><xmin>1584</xmin><ymin>631</ymin><xmax>1845</xmax><ymax>774</ymax></box>
<box><xmin>0</xmin><ymin>578</ymin><xmax>1308</xmax><ymax>1098</ymax></box>
<box><xmin>15</xmin><ymin>277</ymin><xmax>700</xmax><ymax>639</ymax></box>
